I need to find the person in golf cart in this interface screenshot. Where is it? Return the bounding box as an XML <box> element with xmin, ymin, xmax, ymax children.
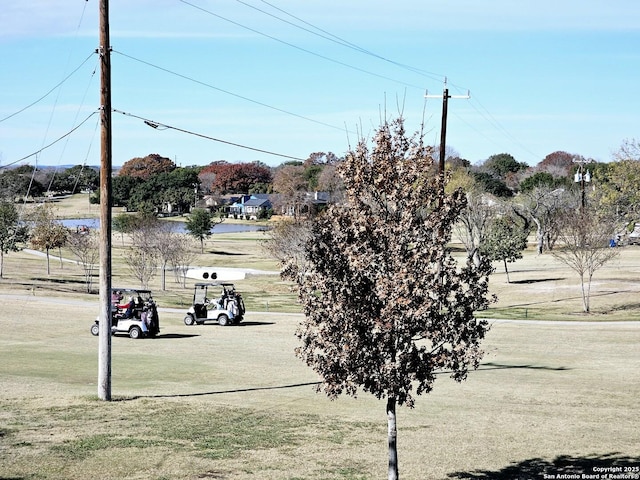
<box><xmin>117</xmin><ymin>296</ymin><xmax>136</xmax><ymax>319</ymax></box>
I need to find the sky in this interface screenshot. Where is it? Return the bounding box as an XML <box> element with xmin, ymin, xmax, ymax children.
<box><xmin>1</xmin><ymin>0</ymin><xmax>639</xmax><ymax>170</ymax></box>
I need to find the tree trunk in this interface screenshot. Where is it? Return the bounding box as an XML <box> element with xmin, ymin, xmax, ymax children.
<box><xmin>586</xmin><ymin>274</ymin><xmax>594</xmax><ymax>313</ymax></box>
<box><xmin>536</xmin><ymin>231</ymin><xmax>543</xmax><ymax>254</ymax></box>
<box><xmin>387</xmin><ymin>397</ymin><xmax>399</xmax><ymax>480</ymax></box>
<box><xmin>545</xmin><ymin>232</ymin><xmax>554</xmax><ymax>251</ymax></box>
<box><xmin>161</xmin><ymin>260</ymin><xmax>167</xmax><ymax>291</ymax></box>
<box><xmin>46</xmin><ymin>247</ymin><xmax>51</xmax><ymax>275</ymax></box>
<box><xmin>532</xmin><ymin>218</ymin><xmax>543</xmax><ymax>254</ymax></box>
<box><xmin>471</xmin><ymin>248</ymin><xmax>481</xmax><ymax>268</ymax></box>
<box><xmin>503</xmin><ymin>258</ymin><xmax>510</xmax><ymax>283</ymax></box>
<box><xmin>580</xmin><ymin>275</ymin><xmax>591</xmax><ymax>313</ymax></box>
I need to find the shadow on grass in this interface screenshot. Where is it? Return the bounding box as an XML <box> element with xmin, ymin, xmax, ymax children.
<box><xmin>607</xmin><ymin>301</ymin><xmax>640</xmax><ymax>312</ymax></box>
<box><xmin>206</xmin><ymin>250</ymin><xmax>246</xmax><ymax>256</ymax></box>
<box><xmin>478</xmin><ymin>362</ymin><xmax>570</xmax><ymax>372</ymax></box>
<box><xmin>190</xmin><ymin>321</ymin><xmax>276</xmax><ymax>327</ymax></box>
<box><xmin>509</xmin><ymin>277</ymin><xmax>565</xmax><ymax>284</ymax></box>
<box><xmin>122</xmin><ymin>363</ymin><xmax>568</xmax><ymax>401</ymax></box>
<box><xmin>436</xmin><ymin>363</ymin><xmax>570</xmax><ymax>377</ymax></box>
<box><xmin>154</xmin><ymin>333</ymin><xmax>200</xmax><ymax>339</ymax></box>
<box><xmin>121</xmin><ymin>381</ymin><xmax>322</xmax><ymax>401</ymax></box>
<box><xmin>448</xmin><ymin>452</ymin><xmax>640</xmax><ymax>479</ymax></box>
<box><xmin>505</xmin><ymin>289</ymin><xmax>639</xmax><ymax>309</ymax></box>
<box><xmin>32</xmin><ymin>277</ymin><xmax>86</xmax><ymax>285</ymax></box>
<box><xmin>235</xmin><ymin>321</ymin><xmax>276</xmax><ymax>327</ymax></box>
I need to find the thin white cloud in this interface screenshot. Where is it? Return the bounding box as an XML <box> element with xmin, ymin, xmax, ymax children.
<box><xmin>107</xmin><ymin>30</ymin><xmax>253</xmax><ymax>40</ymax></box>
<box><xmin>3</xmin><ymin>0</ymin><xmax>638</xmax><ymax>41</ymax></box>
<box><xmin>0</xmin><ymin>1</ymin><xmax>83</xmax><ymax>38</ymax></box>
<box><xmin>227</xmin><ymin>0</ymin><xmax>640</xmax><ymax>33</ymax></box>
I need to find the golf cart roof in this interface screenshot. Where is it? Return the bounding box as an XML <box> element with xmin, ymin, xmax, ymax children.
<box><xmin>194</xmin><ymin>282</ymin><xmax>236</xmax><ymax>288</ymax></box>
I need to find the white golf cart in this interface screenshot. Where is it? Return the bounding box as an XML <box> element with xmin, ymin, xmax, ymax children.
<box><xmin>184</xmin><ymin>282</ymin><xmax>245</xmax><ymax>326</ymax></box>
<box><xmin>90</xmin><ymin>287</ymin><xmax>160</xmax><ymax>339</ymax></box>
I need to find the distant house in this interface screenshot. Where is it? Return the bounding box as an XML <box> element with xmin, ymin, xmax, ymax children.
<box><xmin>201</xmin><ymin>191</ymin><xmax>328</xmax><ymax>219</ymax></box>
<box><xmin>199</xmin><ymin>194</ymin><xmax>236</xmax><ymax>214</ymax></box>
<box><xmin>276</xmin><ymin>191</ymin><xmax>329</xmax><ymax>218</ymax></box>
<box><xmin>228</xmin><ymin>194</ymin><xmax>272</xmax><ymax>220</ymax></box>
<box><xmin>308</xmin><ymin>191</ymin><xmax>329</xmax><ymax>211</ymax></box>
<box><xmin>199</xmin><ymin>194</ymin><xmax>227</xmax><ymax>210</ymax></box>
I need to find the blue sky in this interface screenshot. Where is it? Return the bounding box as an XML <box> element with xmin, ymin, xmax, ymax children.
<box><xmin>1</xmin><ymin>0</ymin><xmax>639</xmax><ymax>169</ymax></box>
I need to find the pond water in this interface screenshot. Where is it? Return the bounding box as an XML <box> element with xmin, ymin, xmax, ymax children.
<box><xmin>61</xmin><ymin>218</ymin><xmax>268</xmax><ymax>234</ymax></box>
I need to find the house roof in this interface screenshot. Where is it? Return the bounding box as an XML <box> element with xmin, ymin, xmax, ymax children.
<box><xmin>308</xmin><ymin>191</ymin><xmax>329</xmax><ymax>203</ymax></box>
<box><xmin>244</xmin><ymin>198</ymin><xmax>271</xmax><ymax>207</ymax></box>
<box><xmin>251</xmin><ymin>193</ymin><xmax>271</xmax><ymax>200</ymax></box>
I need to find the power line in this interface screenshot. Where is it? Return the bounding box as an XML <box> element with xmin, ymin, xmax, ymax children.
<box><xmin>112</xmin><ymin>49</ymin><xmax>351</xmax><ymax>134</ymax></box>
<box><xmin>252</xmin><ymin>0</ymin><xmax>444</xmax><ymax>81</ymax></box>
<box><xmin>178</xmin><ymin>0</ymin><xmax>426</xmax><ymax>90</ymax></box>
<box><xmin>2</xmin><ymin>111</ymin><xmax>99</xmax><ymax>169</ymax></box>
<box><xmin>226</xmin><ymin>1</ymin><xmax>539</xmax><ymax>162</ymax></box>
<box><xmin>164</xmin><ymin>3</ymin><xmax>531</xmax><ymax>164</ymax></box>
<box><xmin>242</xmin><ymin>2</ymin><xmax>544</xmax><ymax>161</ymax></box>
<box><xmin>113</xmin><ymin>109</ymin><xmax>307</xmax><ymax>161</ymax></box>
<box><xmin>0</xmin><ymin>53</ymin><xmax>95</xmax><ymax>123</ymax></box>
<box><xmin>21</xmin><ymin>0</ymin><xmax>95</xmax><ymax>203</ymax></box>
<box><xmin>3</xmin><ymin>2</ymin><xmax>92</xmax><ymax>126</ymax></box>
<box><xmin>70</xmin><ymin>116</ymin><xmax>100</xmax><ymax>195</ymax></box>
<box><xmin>46</xmin><ymin>57</ymin><xmax>99</xmax><ymax>193</ymax></box>
<box><xmin>467</xmin><ymin>97</ymin><xmax>542</xmax><ymax>162</ymax></box>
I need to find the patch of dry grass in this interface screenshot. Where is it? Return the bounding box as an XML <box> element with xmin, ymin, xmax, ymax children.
<box><xmin>0</xmin><ymin>294</ymin><xmax>639</xmax><ymax>479</ymax></box>
<box><xmin>482</xmin><ymin>244</ymin><xmax>640</xmax><ymax>321</ymax></box>
<box><xmin>1</xmin><ymin>195</ymin><xmax>639</xmax><ymax>478</ymax></box>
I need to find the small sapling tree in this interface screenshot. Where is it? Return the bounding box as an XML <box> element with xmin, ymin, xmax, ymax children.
<box><xmin>169</xmin><ymin>235</ymin><xmax>198</xmax><ymax>288</ymax></box>
<box><xmin>67</xmin><ymin>229</ymin><xmax>99</xmax><ymax>292</ymax></box>
<box><xmin>0</xmin><ymin>201</ymin><xmax>26</xmax><ymax>278</ymax></box>
<box><xmin>282</xmin><ymin>117</ymin><xmax>494</xmax><ymax>480</ymax></box>
<box><xmin>185</xmin><ymin>208</ymin><xmax>223</xmax><ymax>253</ymax></box>
<box><xmin>481</xmin><ymin>215</ymin><xmax>529</xmax><ymax>283</ymax></box>
<box><xmin>551</xmin><ymin>209</ymin><xmax>619</xmax><ymax>313</ymax></box>
<box><xmin>112</xmin><ymin>212</ymin><xmax>137</xmax><ymax>247</ymax></box>
<box><xmin>28</xmin><ymin>203</ymin><xmax>67</xmax><ymax>275</ymax></box>
<box><xmin>127</xmin><ymin>214</ymin><xmax>161</xmax><ymax>289</ymax></box>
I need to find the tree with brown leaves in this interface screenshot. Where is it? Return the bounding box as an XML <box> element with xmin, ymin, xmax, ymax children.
<box><xmin>118</xmin><ymin>153</ymin><xmax>176</xmax><ymax>180</ymax></box>
<box><xmin>282</xmin><ymin>117</ymin><xmax>494</xmax><ymax>480</ymax></box>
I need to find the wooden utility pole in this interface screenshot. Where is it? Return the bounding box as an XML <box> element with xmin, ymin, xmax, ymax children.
<box><xmin>98</xmin><ymin>0</ymin><xmax>113</xmax><ymax>401</ymax></box>
<box><xmin>425</xmin><ymin>81</ymin><xmax>470</xmax><ymax>294</ymax></box>
<box><xmin>425</xmin><ymin>79</ymin><xmax>470</xmax><ymax>194</ymax></box>
<box><xmin>437</xmin><ymin>87</ymin><xmax>449</xmax><ymax>194</ymax></box>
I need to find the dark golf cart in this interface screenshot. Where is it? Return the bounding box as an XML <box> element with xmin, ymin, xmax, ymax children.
<box><xmin>184</xmin><ymin>282</ymin><xmax>245</xmax><ymax>326</ymax></box>
<box><xmin>90</xmin><ymin>287</ymin><xmax>160</xmax><ymax>339</ymax></box>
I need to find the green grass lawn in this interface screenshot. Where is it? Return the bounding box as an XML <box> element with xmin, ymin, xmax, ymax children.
<box><xmin>1</xmin><ymin>195</ymin><xmax>639</xmax><ymax>478</ymax></box>
<box><xmin>0</xmin><ymin>296</ymin><xmax>638</xmax><ymax>479</ymax></box>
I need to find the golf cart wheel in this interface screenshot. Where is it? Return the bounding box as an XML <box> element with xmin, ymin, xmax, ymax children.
<box><xmin>90</xmin><ymin>324</ymin><xmax>100</xmax><ymax>336</ymax></box>
<box><xmin>218</xmin><ymin>314</ymin><xmax>229</xmax><ymax>326</ymax></box>
<box><xmin>184</xmin><ymin>315</ymin><xmax>195</xmax><ymax>326</ymax></box>
<box><xmin>129</xmin><ymin>326</ymin><xmax>142</xmax><ymax>339</ymax></box>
